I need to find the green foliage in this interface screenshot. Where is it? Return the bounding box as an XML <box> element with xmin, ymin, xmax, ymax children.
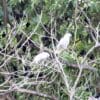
<box><xmin>0</xmin><ymin>0</ymin><xmax>100</xmax><ymax>99</ymax></box>
<box><xmin>76</xmin><ymin>86</ymin><xmax>92</xmax><ymax>100</ymax></box>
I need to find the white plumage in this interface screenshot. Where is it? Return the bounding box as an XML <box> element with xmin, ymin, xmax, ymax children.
<box><xmin>33</xmin><ymin>52</ymin><xmax>50</xmax><ymax>64</ymax></box>
<box><xmin>56</xmin><ymin>32</ymin><xmax>72</xmax><ymax>54</ymax></box>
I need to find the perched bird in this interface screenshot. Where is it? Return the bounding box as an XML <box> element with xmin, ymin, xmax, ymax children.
<box><xmin>33</xmin><ymin>52</ymin><xmax>50</xmax><ymax>64</ymax></box>
<box><xmin>55</xmin><ymin>32</ymin><xmax>72</xmax><ymax>54</ymax></box>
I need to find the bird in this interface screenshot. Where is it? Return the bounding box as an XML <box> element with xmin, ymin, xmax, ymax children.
<box><xmin>33</xmin><ymin>52</ymin><xmax>50</xmax><ymax>64</ymax></box>
<box><xmin>55</xmin><ymin>32</ymin><xmax>72</xmax><ymax>54</ymax></box>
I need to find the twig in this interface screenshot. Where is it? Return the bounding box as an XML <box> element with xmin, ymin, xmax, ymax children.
<box><xmin>15</xmin><ymin>88</ymin><xmax>57</xmax><ymax>100</ymax></box>
<box><xmin>60</xmin><ymin>58</ymin><xmax>97</xmax><ymax>71</ymax></box>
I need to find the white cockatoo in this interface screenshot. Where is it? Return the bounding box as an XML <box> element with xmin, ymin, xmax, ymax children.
<box><xmin>33</xmin><ymin>52</ymin><xmax>50</xmax><ymax>64</ymax></box>
<box><xmin>55</xmin><ymin>32</ymin><xmax>72</xmax><ymax>54</ymax></box>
